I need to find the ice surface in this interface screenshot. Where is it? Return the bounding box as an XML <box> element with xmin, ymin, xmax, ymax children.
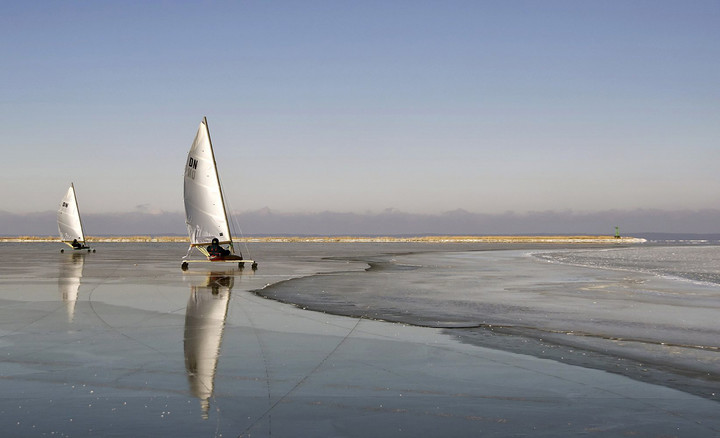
<box><xmin>261</xmin><ymin>245</ymin><xmax>720</xmax><ymax>403</ymax></box>
<box><xmin>0</xmin><ymin>242</ymin><xmax>718</xmax><ymax>437</ymax></box>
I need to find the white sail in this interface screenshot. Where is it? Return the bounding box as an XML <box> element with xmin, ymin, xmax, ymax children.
<box><xmin>57</xmin><ymin>183</ymin><xmax>85</xmax><ymax>244</ymax></box>
<box><xmin>183</xmin><ymin>118</ymin><xmax>233</xmax><ymax>248</ymax></box>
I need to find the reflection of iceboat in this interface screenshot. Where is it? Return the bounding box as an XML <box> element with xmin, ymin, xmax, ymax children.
<box><xmin>58</xmin><ymin>252</ymin><xmax>85</xmax><ymax>323</ymax></box>
<box><xmin>184</xmin><ymin>272</ymin><xmax>233</xmax><ymax>419</ymax></box>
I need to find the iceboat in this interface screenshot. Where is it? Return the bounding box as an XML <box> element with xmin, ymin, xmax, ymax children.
<box><xmin>57</xmin><ymin>183</ymin><xmax>94</xmax><ymax>253</ymax></box>
<box><xmin>181</xmin><ymin>117</ymin><xmax>257</xmax><ymax>271</ymax></box>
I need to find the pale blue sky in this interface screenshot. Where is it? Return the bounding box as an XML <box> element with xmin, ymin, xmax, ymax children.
<box><xmin>2</xmin><ymin>1</ymin><xmax>719</xmax><ymax>218</ymax></box>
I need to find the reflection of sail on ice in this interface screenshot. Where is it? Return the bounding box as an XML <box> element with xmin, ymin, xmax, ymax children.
<box><xmin>181</xmin><ymin>117</ymin><xmax>256</xmax><ymax>270</ymax></box>
<box><xmin>184</xmin><ymin>272</ymin><xmax>233</xmax><ymax>419</ymax></box>
<box><xmin>57</xmin><ymin>183</ymin><xmax>92</xmax><ymax>251</ymax></box>
<box><xmin>58</xmin><ymin>252</ymin><xmax>85</xmax><ymax>323</ymax></box>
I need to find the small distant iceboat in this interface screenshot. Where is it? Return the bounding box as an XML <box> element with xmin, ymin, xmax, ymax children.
<box><xmin>57</xmin><ymin>183</ymin><xmax>94</xmax><ymax>253</ymax></box>
<box><xmin>181</xmin><ymin>117</ymin><xmax>257</xmax><ymax>271</ymax></box>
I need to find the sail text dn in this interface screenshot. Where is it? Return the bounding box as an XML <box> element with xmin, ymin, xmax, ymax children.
<box><xmin>186</xmin><ymin>157</ymin><xmax>198</xmax><ymax>180</ymax></box>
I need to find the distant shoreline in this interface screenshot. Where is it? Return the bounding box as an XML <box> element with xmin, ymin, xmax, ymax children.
<box><xmin>1</xmin><ymin>235</ymin><xmax>646</xmax><ymax>244</ymax></box>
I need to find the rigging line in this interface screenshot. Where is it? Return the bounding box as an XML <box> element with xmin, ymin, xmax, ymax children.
<box><xmin>217</xmin><ymin>175</ymin><xmax>252</xmax><ymax>260</ymax></box>
<box><xmin>239</xmin><ymin>316</ymin><xmax>364</xmax><ymax>437</ymax></box>
<box><xmin>231</xmin><ymin>213</ymin><xmax>252</xmax><ymax>260</ymax></box>
<box><xmin>222</xmin><ymin>191</ymin><xmax>244</xmax><ymax>248</ymax></box>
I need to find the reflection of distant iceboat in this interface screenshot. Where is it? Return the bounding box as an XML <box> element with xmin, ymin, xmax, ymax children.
<box><xmin>184</xmin><ymin>272</ymin><xmax>233</xmax><ymax>419</ymax></box>
<box><xmin>58</xmin><ymin>252</ymin><xmax>85</xmax><ymax>323</ymax></box>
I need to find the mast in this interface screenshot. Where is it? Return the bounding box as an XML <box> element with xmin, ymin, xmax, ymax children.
<box><xmin>71</xmin><ymin>182</ymin><xmax>86</xmax><ymax>244</ymax></box>
<box><xmin>204</xmin><ymin>117</ymin><xmax>235</xmax><ymax>254</ymax></box>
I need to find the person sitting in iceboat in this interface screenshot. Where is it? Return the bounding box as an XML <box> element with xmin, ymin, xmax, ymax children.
<box><xmin>206</xmin><ymin>237</ymin><xmax>242</xmax><ymax>261</ymax></box>
<box><xmin>71</xmin><ymin>239</ymin><xmax>82</xmax><ymax>249</ymax></box>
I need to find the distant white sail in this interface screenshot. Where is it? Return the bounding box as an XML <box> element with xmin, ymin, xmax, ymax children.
<box><xmin>57</xmin><ymin>183</ymin><xmax>85</xmax><ymax>244</ymax></box>
<box><xmin>183</xmin><ymin>118</ymin><xmax>233</xmax><ymax>247</ymax></box>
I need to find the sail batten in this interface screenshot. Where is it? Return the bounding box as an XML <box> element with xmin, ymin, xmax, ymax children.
<box><xmin>183</xmin><ymin>118</ymin><xmax>234</xmax><ymax>251</ymax></box>
<box><xmin>57</xmin><ymin>183</ymin><xmax>86</xmax><ymax>244</ymax></box>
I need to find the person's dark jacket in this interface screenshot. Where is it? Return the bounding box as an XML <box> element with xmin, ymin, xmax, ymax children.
<box><xmin>207</xmin><ymin>241</ymin><xmax>229</xmax><ymax>258</ymax></box>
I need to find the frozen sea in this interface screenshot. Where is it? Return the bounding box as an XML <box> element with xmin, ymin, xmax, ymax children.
<box><xmin>0</xmin><ymin>241</ymin><xmax>719</xmax><ymax>437</ymax></box>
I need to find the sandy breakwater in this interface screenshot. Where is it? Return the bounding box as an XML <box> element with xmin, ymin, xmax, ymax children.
<box><xmin>1</xmin><ymin>235</ymin><xmax>646</xmax><ymax>243</ymax></box>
